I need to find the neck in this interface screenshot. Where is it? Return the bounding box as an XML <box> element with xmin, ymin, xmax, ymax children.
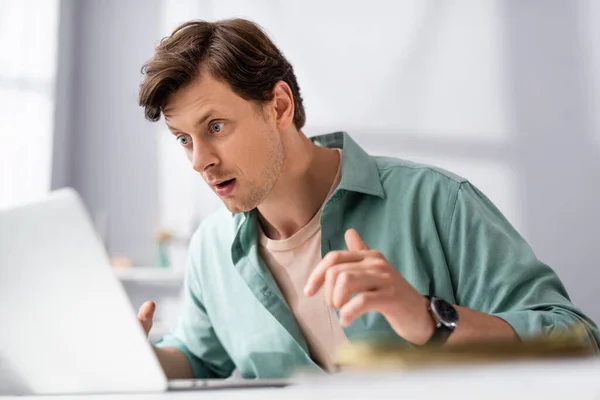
<box><xmin>257</xmin><ymin>130</ymin><xmax>340</xmax><ymax>240</ymax></box>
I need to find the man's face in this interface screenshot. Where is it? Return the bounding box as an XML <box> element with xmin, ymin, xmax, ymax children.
<box><xmin>163</xmin><ymin>72</ymin><xmax>284</xmax><ymax>213</ymax></box>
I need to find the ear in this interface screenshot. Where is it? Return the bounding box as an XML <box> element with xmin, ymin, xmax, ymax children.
<box><xmin>271</xmin><ymin>81</ymin><xmax>295</xmax><ymax>130</ymax></box>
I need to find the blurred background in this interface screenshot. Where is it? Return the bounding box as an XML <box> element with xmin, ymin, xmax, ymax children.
<box><xmin>1</xmin><ymin>0</ymin><xmax>599</xmax><ymax>340</ymax></box>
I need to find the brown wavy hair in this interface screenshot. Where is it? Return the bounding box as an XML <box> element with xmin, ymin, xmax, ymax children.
<box><xmin>138</xmin><ymin>19</ymin><xmax>306</xmax><ymax>129</ymax></box>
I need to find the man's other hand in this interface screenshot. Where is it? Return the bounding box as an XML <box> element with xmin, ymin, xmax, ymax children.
<box><xmin>137</xmin><ymin>301</ymin><xmax>194</xmax><ymax>379</ymax></box>
<box><xmin>137</xmin><ymin>301</ymin><xmax>156</xmax><ymax>337</ymax></box>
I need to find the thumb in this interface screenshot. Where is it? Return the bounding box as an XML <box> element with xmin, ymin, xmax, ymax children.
<box><xmin>345</xmin><ymin>228</ymin><xmax>369</xmax><ymax>251</ymax></box>
<box><xmin>137</xmin><ymin>301</ymin><xmax>156</xmax><ymax>336</ymax></box>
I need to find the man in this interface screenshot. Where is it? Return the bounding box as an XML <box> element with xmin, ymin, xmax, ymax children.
<box><xmin>136</xmin><ymin>18</ymin><xmax>599</xmax><ymax>380</ymax></box>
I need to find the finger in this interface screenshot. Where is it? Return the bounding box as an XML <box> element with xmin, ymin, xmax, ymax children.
<box><xmin>338</xmin><ymin>291</ymin><xmax>381</xmax><ymax>327</ymax></box>
<box><xmin>138</xmin><ymin>301</ymin><xmax>156</xmax><ymax>336</ymax></box>
<box><xmin>345</xmin><ymin>229</ymin><xmax>369</xmax><ymax>251</ymax></box>
<box><xmin>331</xmin><ymin>271</ymin><xmax>384</xmax><ymax>309</ymax></box>
<box><xmin>324</xmin><ymin>263</ymin><xmax>373</xmax><ymax>307</ymax></box>
<box><xmin>138</xmin><ymin>301</ymin><xmax>156</xmax><ymax>320</ymax></box>
<box><xmin>304</xmin><ymin>251</ymin><xmax>365</xmax><ymax>297</ymax></box>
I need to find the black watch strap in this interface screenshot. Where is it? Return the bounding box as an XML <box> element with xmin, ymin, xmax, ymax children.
<box><xmin>423</xmin><ymin>295</ymin><xmax>457</xmax><ymax>347</ymax></box>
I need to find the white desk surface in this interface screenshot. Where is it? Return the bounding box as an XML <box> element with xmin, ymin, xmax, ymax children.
<box><xmin>3</xmin><ymin>358</ymin><xmax>600</xmax><ymax>399</ymax></box>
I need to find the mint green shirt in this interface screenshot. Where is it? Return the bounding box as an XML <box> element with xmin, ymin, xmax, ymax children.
<box><xmin>156</xmin><ymin>131</ymin><xmax>599</xmax><ymax>379</ymax></box>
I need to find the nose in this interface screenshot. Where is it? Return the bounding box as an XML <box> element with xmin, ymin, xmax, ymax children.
<box><xmin>191</xmin><ymin>143</ymin><xmax>219</xmax><ymax>173</ymax></box>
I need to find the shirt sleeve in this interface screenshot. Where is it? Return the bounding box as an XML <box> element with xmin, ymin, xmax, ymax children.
<box><xmin>155</xmin><ymin>254</ymin><xmax>235</xmax><ymax>378</ymax></box>
<box><xmin>443</xmin><ymin>181</ymin><xmax>600</xmax><ymax>350</ymax></box>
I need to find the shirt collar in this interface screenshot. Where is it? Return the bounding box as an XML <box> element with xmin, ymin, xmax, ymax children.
<box><xmin>310</xmin><ymin>131</ymin><xmax>384</xmax><ymax>198</ymax></box>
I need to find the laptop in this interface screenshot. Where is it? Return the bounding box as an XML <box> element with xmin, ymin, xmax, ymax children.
<box><xmin>0</xmin><ymin>188</ymin><xmax>291</xmax><ymax>395</ymax></box>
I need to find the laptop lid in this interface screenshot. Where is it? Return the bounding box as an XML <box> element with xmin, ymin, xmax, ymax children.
<box><xmin>0</xmin><ymin>188</ymin><xmax>168</xmax><ymax>395</ymax></box>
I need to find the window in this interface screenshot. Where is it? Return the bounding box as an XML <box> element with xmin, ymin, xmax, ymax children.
<box><xmin>0</xmin><ymin>0</ymin><xmax>60</xmax><ymax>209</ymax></box>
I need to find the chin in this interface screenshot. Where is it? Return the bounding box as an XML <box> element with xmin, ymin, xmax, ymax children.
<box><xmin>223</xmin><ymin>200</ymin><xmax>255</xmax><ymax>214</ymax></box>
<box><xmin>221</xmin><ymin>188</ymin><xmax>268</xmax><ymax>214</ymax></box>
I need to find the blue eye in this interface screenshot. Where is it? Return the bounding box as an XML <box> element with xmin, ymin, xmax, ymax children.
<box><xmin>210</xmin><ymin>122</ymin><xmax>224</xmax><ymax>133</ymax></box>
<box><xmin>177</xmin><ymin>135</ymin><xmax>191</xmax><ymax>146</ymax></box>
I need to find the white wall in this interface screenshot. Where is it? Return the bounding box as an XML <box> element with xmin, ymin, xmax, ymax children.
<box><xmin>53</xmin><ymin>0</ymin><xmax>163</xmax><ymax>265</ymax></box>
<box><xmin>54</xmin><ymin>0</ymin><xmax>600</xmax><ymax>323</ymax></box>
<box><xmin>159</xmin><ymin>0</ymin><xmax>600</xmax><ymax>323</ymax></box>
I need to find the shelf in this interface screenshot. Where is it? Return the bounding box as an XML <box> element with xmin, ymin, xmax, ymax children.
<box><xmin>113</xmin><ymin>266</ymin><xmax>184</xmax><ymax>285</ymax></box>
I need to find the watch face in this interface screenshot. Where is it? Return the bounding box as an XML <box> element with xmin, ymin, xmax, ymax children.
<box><xmin>432</xmin><ymin>298</ymin><xmax>459</xmax><ymax>327</ymax></box>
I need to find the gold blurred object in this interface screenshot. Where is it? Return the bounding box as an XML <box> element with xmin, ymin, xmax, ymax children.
<box><xmin>336</xmin><ymin>325</ymin><xmax>596</xmax><ymax>371</ymax></box>
<box><xmin>155</xmin><ymin>229</ymin><xmax>174</xmax><ymax>243</ymax></box>
<box><xmin>110</xmin><ymin>255</ymin><xmax>133</xmax><ymax>268</ymax></box>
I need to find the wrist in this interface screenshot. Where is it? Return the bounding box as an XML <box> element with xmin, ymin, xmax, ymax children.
<box><xmin>412</xmin><ymin>295</ymin><xmax>436</xmax><ymax>346</ymax></box>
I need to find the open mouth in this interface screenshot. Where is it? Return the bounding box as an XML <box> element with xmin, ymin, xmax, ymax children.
<box><xmin>214</xmin><ymin>178</ymin><xmax>237</xmax><ymax>196</ymax></box>
<box><xmin>217</xmin><ymin>178</ymin><xmax>235</xmax><ymax>188</ymax></box>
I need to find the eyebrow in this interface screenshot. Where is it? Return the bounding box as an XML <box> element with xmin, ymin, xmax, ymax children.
<box><xmin>166</xmin><ymin>110</ymin><xmax>214</xmax><ymax>133</ymax></box>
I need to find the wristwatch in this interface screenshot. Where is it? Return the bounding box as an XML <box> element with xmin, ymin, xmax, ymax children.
<box><xmin>423</xmin><ymin>295</ymin><xmax>459</xmax><ymax>346</ymax></box>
